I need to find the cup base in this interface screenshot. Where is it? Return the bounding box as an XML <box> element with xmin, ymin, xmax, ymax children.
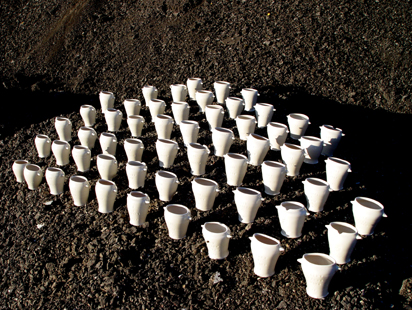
<box><xmin>281</xmin><ymin>230</ymin><xmax>301</xmax><ymax>239</ymax></box>
<box><xmin>254</xmin><ymin>270</ymin><xmax>275</xmax><ymax>278</ymax></box>
<box><xmin>303</xmin><ymin>159</ymin><xmax>319</xmax><ymax>164</ymax></box>
<box><xmin>306</xmin><ymin>288</ymin><xmax>328</xmax><ymax>299</ymax></box>
<box><xmin>264</xmin><ymin>189</ymin><xmax>280</xmax><ymax>196</ymax></box>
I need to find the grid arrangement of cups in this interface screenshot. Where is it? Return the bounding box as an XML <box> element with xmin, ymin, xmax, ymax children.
<box><xmin>12</xmin><ymin>79</ymin><xmax>387</xmax><ymax>299</ymax></box>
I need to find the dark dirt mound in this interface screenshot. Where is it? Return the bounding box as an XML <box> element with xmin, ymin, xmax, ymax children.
<box><xmin>0</xmin><ymin>0</ymin><xmax>411</xmax><ymax>309</ymax></box>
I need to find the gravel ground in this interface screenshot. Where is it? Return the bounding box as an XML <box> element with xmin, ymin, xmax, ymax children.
<box><xmin>0</xmin><ymin>0</ymin><xmax>411</xmax><ymax>309</ymax></box>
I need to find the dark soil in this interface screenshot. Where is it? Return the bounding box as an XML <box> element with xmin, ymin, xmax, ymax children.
<box><xmin>1</xmin><ymin>0</ymin><xmax>411</xmax><ymax>309</ymax></box>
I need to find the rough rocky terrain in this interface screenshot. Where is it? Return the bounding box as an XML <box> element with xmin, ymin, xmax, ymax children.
<box><xmin>0</xmin><ymin>0</ymin><xmax>411</xmax><ymax>309</ymax></box>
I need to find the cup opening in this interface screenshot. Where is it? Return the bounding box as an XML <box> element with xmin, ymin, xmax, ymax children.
<box><xmin>215</xmin><ymin>127</ymin><xmax>231</xmax><ymax>134</ymax></box>
<box><xmin>330</xmin><ymin>222</ymin><xmax>357</xmax><ymax>234</ymax></box>
<box><xmin>242</xmin><ymin>88</ymin><xmax>257</xmax><ymax>92</ymax></box>
<box><xmin>215</xmin><ymin>81</ymin><xmax>229</xmax><ymax>85</ymax></box>
<box><xmin>100</xmin><ymin>91</ymin><xmax>113</xmax><ymax>95</ymax></box>
<box><xmin>356</xmin><ymin>197</ymin><xmax>383</xmax><ymax>210</ymax></box>
<box><xmin>98</xmin><ymin>179</ymin><xmax>115</xmax><ymax>186</ymax></box>
<box><xmin>181</xmin><ymin>120</ymin><xmax>198</xmax><ymax>125</ymax></box>
<box><xmin>80</xmin><ymin>127</ymin><xmax>94</xmax><ymax>131</ymax></box>
<box><xmin>329</xmin><ymin>157</ymin><xmax>350</xmax><ymax>166</ymax></box>
<box><xmin>284</xmin><ymin>143</ymin><xmax>302</xmax><ymax>150</ymax></box>
<box><xmin>106</xmin><ymin>108</ymin><xmax>117</xmax><ymax>112</ymax></box>
<box><xmin>256</xmin><ymin>103</ymin><xmax>272</xmax><ymax>107</ymax></box>
<box><xmin>227</xmin><ymin>97</ymin><xmax>242</xmax><ymax>102</ymax></box>
<box><xmin>282</xmin><ymin>202</ymin><xmax>304</xmax><ymax>210</ymax></box>
<box><xmin>158</xmin><ymin>139</ymin><xmax>176</xmax><ymax>145</ymax></box>
<box><xmin>128</xmin><ymin>161</ymin><xmax>145</xmax><ymax>167</ymax></box>
<box><xmin>306</xmin><ymin>178</ymin><xmax>328</xmax><ymax>186</ymax></box>
<box><xmin>304</xmin><ymin>254</ymin><xmax>335</xmax><ymax>266</ymax></box>
<box><xmin>166</xmin><ymin>205</ymin><xmax>189</xmax><ymax>215</ymax></box>
<box><xmin>197</xmin><ymin>90</ymin><xmax>211</xmax><ymax>95</ymax></box>
<box><xmin>98</xmin><ymin>154</ymin><xmax>115</xmax><ymax>160</ymax></box>
<box><xmin>56</xmin><ymin>117</ymin><xmax>69</xmax><ymax>122</ymax></box>
<box><xmin>206</xmin><ymin>105</ymin><xmax>222</xmax><ymax>110</ymax></box>
<box><xmin>289</xmin><ymin>113</ymin><xmax>308</xmax><ymax>120</ymax></box>
<box><xmin>263</xmin><ymin>161</ymin><xmax>285</xmax><ymax>168</ymax></box>
<box><xmin>194</xmin><ymin>178</ymin><xmax>217</xmax><ymax>186</ymax></box>
<box><xmin>126</xmin><ymin>139</ymin><xmax>142</xmax><ymax>145</ymax></box>
<box><xmin>15</xmin><ymin>160</ymin><xmax>29</xmax><ymax>164</ymax></box>
<box><xmin>250</xmin><ymin>133</ymin><xmax>267</xmax><ymax>141</ymax></box>
<box><xmin>73</xmin><ymin>145</ymin><xmax>88</xmax><ymax>150</ymax></box>
<box><xmin>71</xmin><ymin>175</ymin><xmax>87</xmax><ymax>183</ymax></box>
<box><xmin>54</xmin><ymin>140</ymin><xmax>68</xmax><ymax>146</ymax></box>
<box><xmin>26</xmin><ymin>164</ymin><xmax>40</xmax><ymax>171</ymax></box>
<box><xmin>102</xmin><ymin>133</ymin><xmax>115</xmax><ymax>138</ymax></box>
<box><xmin>36</xmin><ymin>134</ymin><xmax>49</xmax><ymax>139</ymax></box>
<box><xmin>129</xmin><ymin>115</ymin><xmax>143</xmax><ymax>120</ymax></box>
<box><xmin>302</xmin><ymin>136</ymin><xmax>322</xmax><ymax>142</ymax></box>
<box><xmin>125</xmin><ymin>99</ymin><xmax>139</xmax><ymax>103</ymax></box>
<box><xmin>47</xmin><ymin>167</ymin><xmax>62</xmax><ymax>172</ymax></box>
<box><xmin>237</xmin><ymin>115</ymin><xmax>255</xmax><ymax>120</ymax></box>
<box><xmin>255</xmin><ymin>234</ymin><xmax>279</xmax><ymax>245</ymax></box>
<box><xmin>130</xmin><ymin>191</ymin><xmax>147</xmax><ymax>198</ymax></box>
<box><xmin>189</xmin><ymin>143</ymin><xmax>206</xmax><ymax>150</ymax></box>
<box><xmin>157</xmin><ymin>171</ymin><xmax>176</xmax><ymax>178</ymax></box>
<box><xmin>227</xmin><ymin>153</ymin><xmax>247</xmax><ymax>160</ymax></box>
<box><xmin>204</xmin><ymin>223</ymin><xmax>227</xmax><ymax>234</ymax></box>
<box><xmin>156</xmin><ymin>114</ymin><xmax>171</xmax><ymax>120</ymax></box>
<box><xmin>238</xmin><ymin>187</ymin><xmax>260</xmax><ymax>195</ymax></box>
<box><xmin>269</xmin><ymin>122</ymin><xmax>287</xmax><ymax>129</ymax></box>
<box><xmin>323</xmin><ymin>125</ymin><xmax>339</xmax><ymax>131</ymax></box>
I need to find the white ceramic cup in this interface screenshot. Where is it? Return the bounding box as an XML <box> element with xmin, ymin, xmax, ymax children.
<box><xmin>202</xmin><ymin>222</ymin><xmax>232</xmax><ymax>260</ymax></box>
<box><xmin>156</xmin><ymin>139</ymin><xmax>179</xmax><ymax>168</ymax></box>
<box><xmin>192</xmin><ymin>178</ymin><xmax>219</xmax><ymax>211</ymax></box>
<box><xmin>154</xmin><ymin>114</ymin><xmax>174</xmax><ymax>140</ymax></box>
<box><xmin>280</xmin><ymin>143</ymin><xmax>305</xmax><ymax>176</ymax></box>
<box><xmin>195</xmin><ymin>90</ymin><xmax>214</xmax><ymax>113</ymax></box>
<box><xmin>299</xmin><ymin>136</ymin><xmax>323</xmax><ymax>164</ymax></box>
<box><xmin>297</xmin><ymin>253</ymin><xmax>339</xmax><ymax>299</ymax></box>
<box><xmin>45</xmin><ymin>167</ymin><xmax>65</xmax><ymax>195</ymax></box>
<box><xmin>105</xmin><ymin>108</ymin><xmax>122</xmax><ymax>132</ymax></box>
<box><xmin>35</xmin><ymin>134</ymin><xmax>51</xmax><ymax>158</ymax></box>
<box><xmin>99</xmin><ymin>132</ymin><xmax>117</xmax><ymax>155</ymax></box>
<box><xmin>325</xmin><ymin>157</ymin><xmax>351</xmax><ymax>191</ymax></box>
<box><xmin>171</xmin><ymin>101</ymin><xmax>190</xmax><ymax>125</ymax></box>
<box><xmin>213</xmin><ymin>81</ymin><xmax>230</xmax><ymax>104</ymax></box>
<box><xmin>55</xmin><ymin>117</ymin><xmax>72</xmax><ymax>141</ymax></box>
<box><xmin>149</xmin><ymin>99</ymin><xmax>166</xmax><ymax>120</ymax></box>
<box><xmin>276</xmin><ymin>201</ymin><xmax>309</xmax><ymax>238</ymax></box>
<box><xmin>261</xmin><ymin>161</ymin><xmax>286</xmax><ymax>195</ymax></box>
<box><xmin>155</xmin><ymin>170</ymin><xmax>179</xmax><ymax>202</ymax></box>
<box><xmin>287</xmin><ymin>113</ymin><xmax>310</xmax><ymax>140</ymax></box>
<box><xmin>72</xmin><ymin>145</ymin><xmax>91</xmax><ymax>172</ymax></box>
<box><xmin>80</xmin><ymin>105</ymin><xmax>96</xmax><ymax>127</ymax></box>
<box><xmin>127</xmin><ymin>191</ymin><xmax>150</xmax><ymax>226</ymax></box>
<box><xmin>351</xmin><ymin>197</ymin><xmax>387</xmax><ymax>235</ymax></box>
<box><xmin>233</xmin><ymin>187</ymin><xmax>263</xmax><ymax>223</ymax></box>
<box><xmin>225</xmin><ymin>97</ymin><xmax>244</xmax><ymax>119</ymax></box>
<box><xmin>246</xmin><ymin>133</ymin><xmax>270</xmax><ymax>166</ymax></box>
<box><xmin>320</xmin><ymin>125</ymin><xmax>344</xmax><ymax>157</ymax></box>
<box><xmin>123</xmin><ymin>99</ymin><xmax>141</xmax><ymax>117</ymax></box>
<box><xmin>23</xmin><ymin>164</ymin><xmax>43</xmax><ymax>190</ymax></box>
<box><xmin>235</xmin><ymin>115</ymin><xmax>257</xmax><ymax>141</ymax></box>
<box><xmin>78</xmin><ymin>127</ymin><xmax>97</xmax><ymax>149</ymax></box>
<box><xmin>96</xmin><ymin>154</ymin><xmax>118</xmax><ymax>180</ymax></box>
<box><xmin>124</xmin><ymin>138</ymin><xmax>144</xmax><ymax>162</ymax></box>
<box><xmin>255</xmin><ymin>103</ymin><xmax>276</xmax><ymax>128</ymax></box>
<box><xmin>95</xmin><ymin>179</ymin><xmax>117</xmax><ymax>213</ymax></box>
<box><xmin>241</xmin><ymin>88</ymin><xmax>259</xmax><ymax>111</ymax></box>
<box><xmin>142</xmin><ymin>85</ymin><xmax>158</xmax><ymax>107</ymax></box>
<box><xmin>126</xmin><ymin>161</ymin><xmax>147</xmax><ymax>189</ymax></box>
<box><xmin>180</xmin><ymin>120</ymin><xmax>199</xmax><ymax>146</ymax></box>
<box><xmin>69</xmin><ymin>175</ymin><xmax>90</xmax><ymax>206</ymax></box>
<box><xmin>212</xmin><ymin>127</ymin><xmax>234</xmax><ymax>157</ymax></box>
<box><xmin>170</xmin><ymin>84</ymin><xmax>188</xmax><ymax>102</ymax></box>
<box><xmin>326</xmin><ymin>222</ymin><xmax>361</xmax><ymax>264</ymax></box>
<box><xmin>12</xmin><ymin>160</ymin><xmax>29</xmax><ymax>183</ymax></box>
<box><xmin>205</xmin><ymin>105</ymin><xmax>224</xmax><ymax>131</ymax></box>
<box><xmin>267</xmin><ymin>122</ymin><xmax>289</xmax><ymax>151</ymax></box>
<box><xmin>99</xmin><ymin>91</ymin><xmax>115</xmax><ymax>114</ymax></box>
<box><xmin>250</xmin><ymin>233</ymin><xmax>285</xmax><ymax>277</ymax></box>
<box><xmin>187</xmin><ymin>143</ymin><xmax>209</xmax><ymax>175</ymax></box>
<box><xmin>224</xmin><ymin>153</ymin><xmax>248</xmax><ymax>186</ymax></box>
<box><xmin>127</xmin><ymin>115</ymin><xmax>145</xmax><ymax>138</ymax></box>
<box><xmin>164</xmin><ymin>204</ymin><xmax>192</xmax><ymax>239</ymax></box>
<box><xmin>186</xmin><ymin>77</ymin><xmax>203</xmax><ymax>100</ymax></box>
<box><xmin>302</xmin><ymin>178</ymin><xmax>331</xmax><ymax>212</ymax></box>
<box><xmin>52</xmin><ymin>140</ymin><xmax>71</xmax><ymax>166</ymax></box>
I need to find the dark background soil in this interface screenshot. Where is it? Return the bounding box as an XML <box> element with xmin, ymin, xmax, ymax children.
<box><xmin>1</xmin><ymin>0</ymin><xmax>411</xmax><ymax>309</ymax></box>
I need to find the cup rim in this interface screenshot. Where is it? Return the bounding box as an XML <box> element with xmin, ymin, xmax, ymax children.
<box><xmin>354</xmin><ymin>197</ymin><xmax>384</xmax><ymax>211</ymax></box>
<box><xmin>302</xmin><ymin>253</ymin><xmax>336</xmax><ymax>266</ymax></box>
<box><xmin>253</xmin><ymin>233</ymin><xmax>281</xmax><ymax>246</ymax></box>
<box><xmin>203</xmin><ymin>222</ymin><xmax>229</xmax><ymax>234</ymax></box>
<box><xmin>329</xmin><ymin>222</ymin><xmax>358</xmax><ymax>234</ymax></box>
<box><xmin>193</xmin><ymin>178</ymin><xmax>218</xmax><ymax>187</ymax></box>
<box><xmin>70</xmin><ymin>175</ymin><xmax>88</xmax><ymax>183</ymax></box>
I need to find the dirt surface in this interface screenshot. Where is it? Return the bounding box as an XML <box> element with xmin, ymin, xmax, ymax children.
<box><xmin>1</xmin><ymin>0</ymin><xmax>412</xmax><ymax>309</ymax></box>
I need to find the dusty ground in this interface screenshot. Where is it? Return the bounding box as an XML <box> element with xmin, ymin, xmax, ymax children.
<box><xmin>0</xmin><ymin>0</ymin><xmax>411</xmax><ymax>309</ymax></box>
